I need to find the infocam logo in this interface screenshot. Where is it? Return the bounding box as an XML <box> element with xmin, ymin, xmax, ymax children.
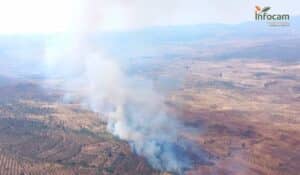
<box><xmin>255</xmin><ymin>5</ymin><xmax>290</xmax><ymax>26</ymax></box>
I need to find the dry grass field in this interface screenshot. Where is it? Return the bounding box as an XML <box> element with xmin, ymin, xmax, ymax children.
<box><xmin>0</xmin><ymin>79</ymin><xmax>161</xmax><ymax>175</ymax></box>
<box><xmin>0</xmin><ymin>58</ymin><xmax>299</xmax><ymax>175</ymax></box>
<box><xmin>154</xmin><ymin>59</ymin><xmax>300</xmax><ymax>175</ymax></box>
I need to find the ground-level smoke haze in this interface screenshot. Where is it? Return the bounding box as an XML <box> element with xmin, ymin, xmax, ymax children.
<box><xmin>43</xmin><ymin>1</ymin><xmax>204</xmax><ymax>174</ymax></box>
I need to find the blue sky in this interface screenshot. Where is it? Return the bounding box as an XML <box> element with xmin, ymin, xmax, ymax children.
<box><xmin>0</xmin><ymin>0</ymin><xmax>299</xmax><ymax>34</ymax></box>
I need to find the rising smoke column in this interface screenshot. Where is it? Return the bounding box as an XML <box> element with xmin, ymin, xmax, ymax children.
<box><xmin>45</xmin><ymin>33</ymin><xmax>194</xmax><ymax>174</ymax></box>
<box><xmin>44</xmin><ymin>0</ymin><xmax>204</xmax><ymax>173</ymax></box>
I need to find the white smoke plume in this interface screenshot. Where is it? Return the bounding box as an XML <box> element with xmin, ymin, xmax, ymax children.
<box><xmin>44</xmin><ymin>0</ymin><xmax>207</xmax><ymax>173</ymax></box>
<box><xmin>48</xmin><ymin>36</ymin><xmax>195</xmax><ymax>172</ymax></box>
<box><xmin>45</xmin><ymin>33</ymin><xmax>195</xmax><ymax>174</ymax></box>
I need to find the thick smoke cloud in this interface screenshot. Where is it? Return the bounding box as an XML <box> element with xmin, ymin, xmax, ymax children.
<box><xmin>44</xmin><ymin>0</ymin><xmax>206</xmax><ymax>173</ymax></box>
<box><xmin>45</xmin><ymin>33</ymin><xmax>195</xmax><ymax>174</ymax></box>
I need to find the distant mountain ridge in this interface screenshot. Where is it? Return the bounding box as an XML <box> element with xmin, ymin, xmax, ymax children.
<box><xmin>0</xmin><ymin>16</ymin><xmax>299</xmax><ymax>77</ymax></box>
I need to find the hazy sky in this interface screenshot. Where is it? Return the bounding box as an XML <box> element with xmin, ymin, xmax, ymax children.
<box><xmin>0</xmin><ymin>0</ymin><xmax>299</xmax><ymax>34</ymax></box>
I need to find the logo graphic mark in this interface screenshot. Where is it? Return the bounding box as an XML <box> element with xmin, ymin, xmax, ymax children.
<box><xmin>254</xmin><ymin>5</ymin><xmax>290</xmax><ymax>26</ymax></box>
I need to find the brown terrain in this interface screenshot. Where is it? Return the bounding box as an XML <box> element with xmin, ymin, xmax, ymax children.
<box><xmin>0</xmin><ymin>58</ymin><xmax>300</xmax><ymax>175</ymax></box>
<box><xmin>0</xmin><ymin>78</ymin><xmax>161</xmax><ymax>175</ymax></box>
<box><xmin>156</xmin><ymin>59</ymin><xmax>300</xmax><ymax>175</ymax></box>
